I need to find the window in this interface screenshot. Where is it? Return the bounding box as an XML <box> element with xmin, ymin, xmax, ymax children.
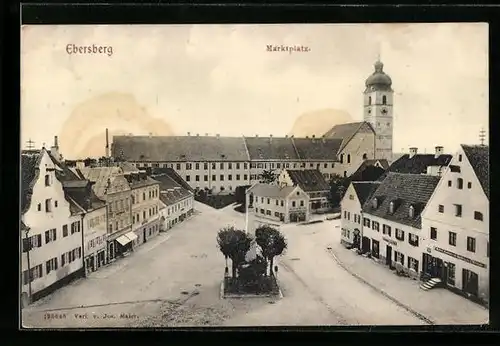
<box><xmin>372</xmin><ymin>221</ymin><xmax>379</xmax><ymax>232</ymax></box>
<box><xmin>266</xmin><ymin>210</ymin><xmax>271</xmax><ymax>216</ymax></box>
<box><xmin>408</xmin><ymin>233</ymin><xmax>419</xmax><ymax>247</ymax></box>
<box><xmin>454</xmin><ymin>204</ymin><xmax>462</xmax><ymax>217</ymax></box>
<box><xmin>300</xmin><ymin>200</ymin><xmax>304</xmax><ymax>207</ymax></box>
<box><xmin>457</xmin><ymin>178</ymin><xmax>463</xmax><ymax>189</ymax></box>
<box><xmin>408</xmin><ymin>257</ymin><xmax>419</xmax><ymax>272</ymax></box>
<box><xmin>186</xmin><ymin>163</ymin><xmax>192</xmax><ymax>170</ymax></box>
<box><xmin>186</xmin><ymin>175</ymin><xmax>191</xmax><ymax>182</ymax></box>
<box><xmin>448</xmin><ymin>180</ymin><xmax>452</xmax><ymax>187</ymax></box>
<box><xmin>292</xmin><ymin>201</ymin><xmax>296</xmax><ymax>207</ymax></box>
<box><xmin>395</xmin><ymin>251</ymin><xmax>404</xmax><ymax>265</ymax></box>
<box><xmin>212</xmin><ymin>163</ymin><xmax>216</xmax><ymax>170</ymax></box>
<box><xmin>340</xmin><ymin>154</ymin><xmax>344</xmax><ymax>164</ymax></box>
<box><xmin>37</xmin><ymin>203</ymin><xmax>41</xmax><ymax>211</ymax></box>
<box><xmin>195</xmin><ymin>175</ymin><xmax>200</xmax><ymax>182</ymax></box>
<box><xmin>395</xmin><ymin>228</ymin><xmax>404</xmax><ymax>241</ymax></box>
<box><xmin>45</xmin><ymin>199</ymin><xmax>52</xmax><ymax>212</ymax></box>
<box><xmin>176</xmin><ymin>163</ymin><xmax>181</xmax><ymax>170</ymax></box>
<box><xmin>281</xmin><ymin>200</ymin><xmax>284</xmax><ymax>207</ymax></box>
<box><xmin>244</xmin><ymin>174</ymin><xmax>248</xmax><ymax>180</ymax></box>
<box><xmin>430</xmin><ymin>227</ymin><xmax>437</xmax><ymax>240</ymax></box>
<box><xmin>458</xmin><ymin>154</ymin><xmax>462</xmax><ymax>162</ymax></box>
<box><xmin>347</xmin><ymin>154</ymin><xmax>351</xmax><ymax>164</ymax></box>
<box><xmin>236</xmin><ymin>174</ymin><xmax>240</xmax><ymax>181</ymax></box>
<box><xmin>220</xmin><ymin>175</ymin><xmax>224</xmax><ymax>181</ymax></box>
<box><xmin>45</xmin><ymin>174</ymin><xmax>50</xmax><ymax>186</ymax></box>
<box><xmin>31</xmin><ymin>264</ymin><xmax>43</xmax><ymax>281</ymax></box>
<box><xmin>46</xmin><ymin>257</ymin><xmax>58</xmax><ymax>274</ymax></box>
<box><xmin>62</xmin><ymin>224</ymin><xmax>68</xmax><ymax>237</ymax></box>
<box><xmin>447</xmin><ymin>263</ymin><xmax>456</xmax><ymax>286</ymax></box>
<box><xmin>467</xmin><ymin>182</ymin><xmax>472</xmax><ymax>189</ymax></box>
<box><xmin>466</xmin><ymin>237</ymin><xmax>476</xmax><ymax>252</ymax></box>
<box><xmin>261</xmin><ymin>197</ymin><xmax>264</xmax><ymax>203</ymax></box>
<box><xmin>212</xmin><ymin>175</ymin><xmax>216</xmax><ymax>181</ymax></box>
<box><xmin>266</xmin><ymin>198</ymin><xmax>270</xmax><ymax>204</ymax></box>
<box><xmin>382</xmin><ymin>95</ymin><xmax>387</xmax><ymax>105</ymax></box>
<box><xmin>260</xmin><ymin>209</ymin><xmax>265</xmax><ymax>214</ymax></box>
<box><xmin>438</xmin><ymin>205</ymin><xmax>444</xmax><ymax>213</ymax></box>
<box><xmin>220</xmin><ymin>163</ymin><xmax>224</xmax><ymax>170</ymax></box>
<box><xmin>228</xmin><ymin>174</ymin><xmax>232</xmax><ymax>181</ymax></box>
<box><xmin>363</xmin><ymin>218</ymin><xmax>371</xmax><ymax>228</ymax></box>
<box><xmin>45</xmin><ymin>228</ymin><xmax>56</xmax><ymax>244</ymax></box>
<box><xmin>449</xmin><ymin>231</ymin><xmax>457</xmax><ymax>246</ymax></box>
<box><xmin>474</xmin><ymin>211</ymin><xmax>483</xmax><ymax>221</ymax></box>
<box><xmin>71</xmin><ymin>221</ymin><xmax>81</xmax><ymax>234</ymax></box>
<box><xmin>204</xmin><ymin>175</ymin><xmax>208</xmax><ymax>181</ymax></box>
<box><xmin>382</xmin><ymin>225</ymin><xmax>391</xmax><ymax>237</ymax></box>
<box><xmin>368</xmin><ymin>96</ymin><xmax>372</xmax><ymax>105</ymax></box>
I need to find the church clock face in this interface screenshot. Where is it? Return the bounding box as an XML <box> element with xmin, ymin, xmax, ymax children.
<box><xmin>381</xmin><ymin>108</ymin><xmax>388</xmax><ymax>115</ymax></box>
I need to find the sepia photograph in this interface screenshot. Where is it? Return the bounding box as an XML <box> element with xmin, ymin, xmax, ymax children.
<box><xmin>20</xmin><ymin>23</ymin><xmax>489</xmax><ymax>328</ymax></box>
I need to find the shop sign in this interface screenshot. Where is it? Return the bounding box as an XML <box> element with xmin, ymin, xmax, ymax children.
<box><xmin>382</xmin><ymin>236</ymin><xmax>397</xmax><ymax>246</ymax></box>
<box><xmin>434</xmin><ymin>247</ymin><xmax>487</xmax><ymax>269</ymax></box>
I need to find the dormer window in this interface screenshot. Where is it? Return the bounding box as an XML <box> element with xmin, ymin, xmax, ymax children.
<box><xmin>372</xmin><ymin>198</ymin><xmax>378</xmax><ymax>209</ymax></box>
<box><xmin>409</xmin><ymin>205</ymin><xmax>415</xmax><ymax>218</ymax></box>
<box><xmin>45</xmin><ymin>174</ymin><xmax>50</xmax><ymax>186</ymax></box>
<box><xmin>389</xmin><ymin>201</ymin><xmax>394</xmax><ymax>214</ymax></box>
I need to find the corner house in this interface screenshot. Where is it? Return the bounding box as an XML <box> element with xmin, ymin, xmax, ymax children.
<box><xmin>361</xmin><ymin>173</ymin><xmax>440</xmax><ymax>279</ymax></box>
<box><xmin>245</xmin><ymin>183</ymin><xmax>310</xmax><ymax>227</ymax></box>
<box><xmin>421</xmin><ymin>144</ymin><xmax>489</xmax><ymax>305</ymax></box>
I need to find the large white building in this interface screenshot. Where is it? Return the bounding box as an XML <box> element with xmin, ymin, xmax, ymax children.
<box><xmin>361</xmin><ymin>172</ymin><xmax>441</xmax><ymax>280</ymax></box>
<box><xmin>21</xmin><ymin>143</ymin><xmax>86</xmax><ymax>306</ymax></box>
<box><xmin>421</xmin><ymin>144</ymin><xmax>489</xmax><ymax>305</ymax></box>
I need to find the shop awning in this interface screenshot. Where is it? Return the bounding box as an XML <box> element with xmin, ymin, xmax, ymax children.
<box><xmin>125</xmin><ymin>232</ymin><xmax>138</xmax><ymax>241</ymax></box>
<box><xmin>116</xmin><ymin>235</ymin><xmax>132</xmax><ymax>246</ymax></box>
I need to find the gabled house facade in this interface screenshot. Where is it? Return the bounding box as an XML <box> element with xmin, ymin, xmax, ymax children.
<box><xmin>277</xmin><ymin>169</ymin><xmax>330</xmax><ymax>213</ymax></box>
<box><xmin>245</xmin><ymin>183</ymin><xmax>310</xmax><ymax>234</ymax></box>
<box><xmin>21</xmin><ymin>147</ymin><xmax>85</xmax><ymax>306</ymax></box>
<box><xmin>340</xmin><ymin>181</ymin><xmax>381</xmax><ymax>249</ymax></box>
<box><xmin>362</xmin><ymin>173</ymin><xmax>440</xmax><ymax>280</ymax></box>
<box><xmin>421</xmin><ymin>145</ymin><xmax>489</xmax><ymax>305</ymax></box>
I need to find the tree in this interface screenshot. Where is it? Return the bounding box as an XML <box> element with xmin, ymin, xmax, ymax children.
<box><xmin>216</xmin><ymin>227</ymin><xmax>233</xmax><ymax>274</ymax></box>
<box><xmin>255</xmin><ymin>225</ymin><xmax>288</xmax><ymax>276</ymax></box>
<box><xmin>328</xmin><ymin>174</ymin><xmax>351</xmax><ymax>207</ymax></box>
<box><xmin>216</xmin><ymin>227</ymin><xmax>252</xmax><ymax>278</ymax></box>
<box><xmin>260</xmin><ymin>169</ymin><xmax>277</xmax><ymax>184</ymax></box>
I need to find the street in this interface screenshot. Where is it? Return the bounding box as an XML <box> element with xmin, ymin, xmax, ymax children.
<box><xmin>23</xmin><ymin>201</ymin><xmax>438</xmax><ymax>327</ymax></box>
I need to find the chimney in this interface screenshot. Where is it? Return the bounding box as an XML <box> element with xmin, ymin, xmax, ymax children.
<box><xmin>205</xmin><ymin>133</ymin><xmax>209</xmax><ymax>136</ymax></box>
<box><xmin>76</xmin><ymin>160</ymin><xmax>85</xmax><ymax>170</ymax></box>
<box><xmin>306</xmin><ymin>135</ymin><xmax>309</xmax><ymax>139</ymax></box>
<box><xmin>255</xmin><ymin>134</ymin><xmax>258</xmax><ymax>137</ymax></box>
<box><xmin>50</xmin><ymin>135</ymin><xmax>61</xmax><ymax>161</ymax></box>
<box><xmin>285</xmin><ymin>135</ymin><xmax>288</xmax><ymax>138</ymax></box>
<box><xmin>435</xmin><ymin>146</ymin><xmax>444</xmax><ymax>158</ymax></box>
<box><xmin>105</xmin><ymin>128</ymin><xmax>110</xmax><ymax>158</ymax></box>
<box><xmin>216</xmin><ymin>134</ymin><xmax>220</xmax><ymax>138</ymax></box>
<box><xmin>409</xmin><ymin>147</ymin><xmax>418</xmax><ymax>158</ymax></box>
<box><xmin>312</xmin><ymin>134</ymin><xmax>315</xmax><ymax>138</ymax></box>
<box><xmin>196</xmin><ymin>133</ymin><xmax>199</xmax><ymax>137</ymax></box>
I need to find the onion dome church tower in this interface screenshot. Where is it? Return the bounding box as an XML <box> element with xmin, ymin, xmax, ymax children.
<box><xmin>363</xmin><ymin>59</ymin><xmax>394</xmax><ymax>162</ymax></box>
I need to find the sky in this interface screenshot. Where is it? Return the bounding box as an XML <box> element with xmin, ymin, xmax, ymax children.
<box><xmin>21</xmin><ymin>23</ymin><xmax>489</xmax><ymax>159</ymax></box>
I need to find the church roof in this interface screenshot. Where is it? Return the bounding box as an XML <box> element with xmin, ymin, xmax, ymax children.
<box><xmin>323</xmin><ymin>121</ymin><xmax>375</xmax><ymax>152</ymax></box>
<box><xmin>292</xmin><ymin>137</ymin><xmax>342</xmax><ymax>161</ymax></box>
<box><xmin>461</xmin><ymin>144</ymin><xmax>489</xmax><ymax>200</ymax></box>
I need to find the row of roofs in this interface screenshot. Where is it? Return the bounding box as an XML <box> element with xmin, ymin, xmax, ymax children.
<box><xmin>111</xmin><ymin>122</ymin><xmax>373</xmax><ymax>162</ymax></box>
<box><xmin>351</xmin><ymin>144</ymin><xmax>489</xmax><ymax>229</ymax></box>
<box><xmin>21</xmin><ymin>150</ymin><xmax>194</xmax><ymax>227</ymax></box>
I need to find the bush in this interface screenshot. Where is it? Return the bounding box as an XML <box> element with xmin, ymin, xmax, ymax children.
<box><xmin>224</xmin><ymin>275</ymin><xmax>279</xmax><ymax>296</ymax></box>
<box><xmin>195</xmin><ymin>193</ymin><xmax>236</xmax><ymax>209</ymax></box>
